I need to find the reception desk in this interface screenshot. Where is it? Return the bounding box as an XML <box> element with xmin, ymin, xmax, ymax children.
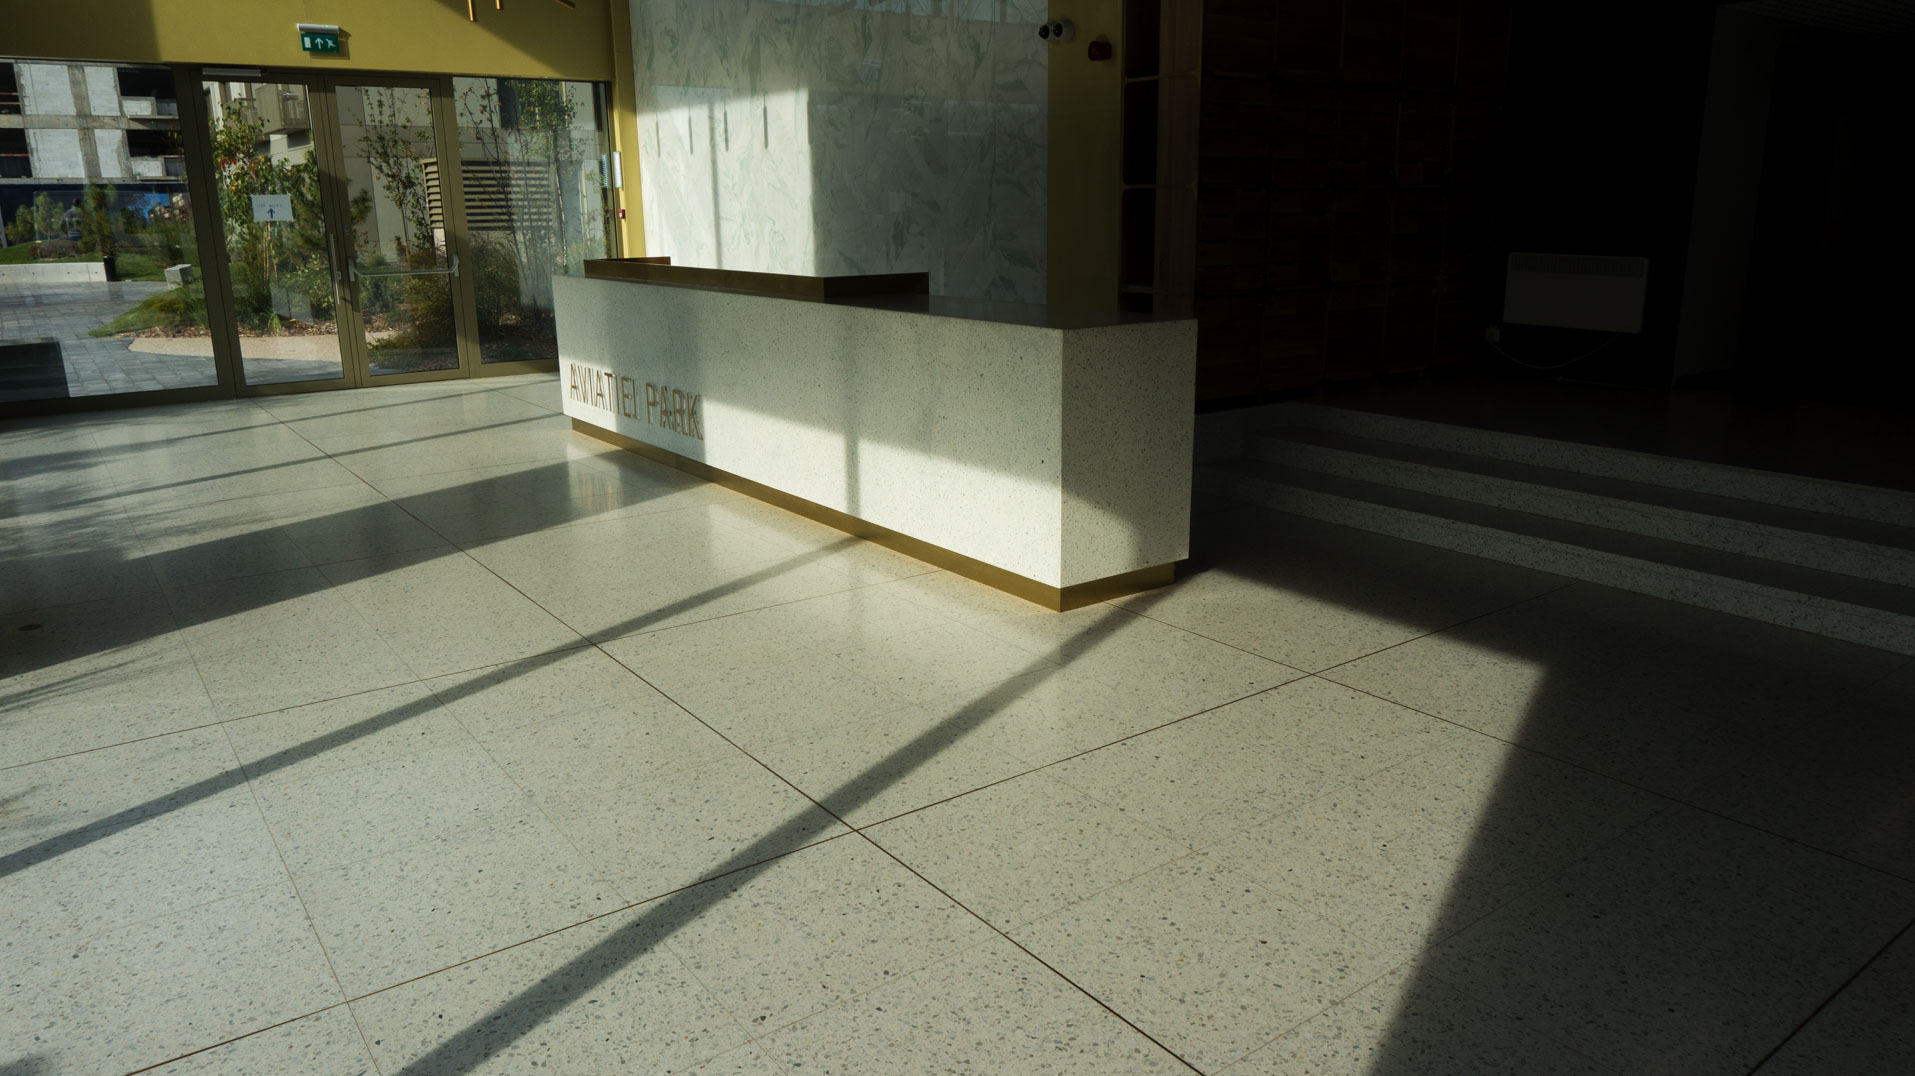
<box><xmin>554</xmin><ymin>260</ymin><xmax>1196</xmax><ymax>610</ymax></box>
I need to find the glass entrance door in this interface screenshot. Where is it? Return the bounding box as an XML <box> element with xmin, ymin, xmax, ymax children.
<box><xmin>200</xmin><ymin>73</ymin><xmax>472</xmax><ymax>391</ymax></box>
<box><xmin>202</xmin><ymin>77</ymin><xmax>347</xmax><ymax>387</ymax></box>
<box><xmin>333</xmin><ymin>80</ymin><xmax>464</xmax><ymax>380</ymax></box>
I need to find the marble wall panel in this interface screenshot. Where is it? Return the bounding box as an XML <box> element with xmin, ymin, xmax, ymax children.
<box><xmin>631</xmin><ymin>0</ymin><xmax>1048</xmax><ymax>302</ymax></box>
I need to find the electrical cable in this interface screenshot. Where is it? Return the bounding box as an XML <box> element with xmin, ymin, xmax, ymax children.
<box><xmin>1489</xmin><ymin>331</ymin><xmax>1623</xmax><ymax>371</ymax></box>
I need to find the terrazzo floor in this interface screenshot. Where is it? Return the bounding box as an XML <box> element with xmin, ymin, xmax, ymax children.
<box><xmin>1</xmin><ymin>373</ymin><xmax>1910</xmax><ymax>1075</ymax></box>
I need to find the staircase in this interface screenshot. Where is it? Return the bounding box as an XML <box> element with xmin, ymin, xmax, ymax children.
<box><xmin>1200</xmin><ymin>403</ymin><xmax>1915</xmax><ymax>656</ymax></box>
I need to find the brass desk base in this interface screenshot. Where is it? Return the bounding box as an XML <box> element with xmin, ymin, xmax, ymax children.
<box><xmin>573</xmin><ymin>419</ymin><xmax>1175</xmax><ymax>612</ymax></box>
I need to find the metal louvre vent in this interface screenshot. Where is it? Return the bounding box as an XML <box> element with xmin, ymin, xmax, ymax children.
<box><xmin>1504</xmin><ymin>253</ymin><xmax>1649</xmax><ymax>333</ymax></box>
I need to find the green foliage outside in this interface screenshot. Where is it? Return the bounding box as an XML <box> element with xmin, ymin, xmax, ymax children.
<box><xmin>6</xmin><ymin>183</ymin><xmax>183</xmax><ymax>285</ymax></box>
<box><xmin>91</xmin><ymin>281</ymin><xmax>207</xmax><ymax>337</ymax></box>
<box><xmin>211</xmin><ymin>109</ymin><xmax>347</xmax><ymax>336</ymax></box>
<box><xmin>69</xmin><ymin>79</ymin><xmax>608</xmax><ymax>363</ymax></box>
<box><xmin>459</xmin><ymin>78</ymin><xmax>608</xmax><ymax>362</ymax></box>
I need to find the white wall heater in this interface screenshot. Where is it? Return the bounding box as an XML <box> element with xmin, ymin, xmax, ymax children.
<box><xmin>1503</xmin><ymin>253</ymin><xmax>1649</xmax><ymax>333</ymax></box>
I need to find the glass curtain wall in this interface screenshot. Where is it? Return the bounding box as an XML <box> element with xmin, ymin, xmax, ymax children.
<box><xmin>1</xmin><ymin>58</ymin><xmax>211</xmax><ymax>403</ymax></box>
<box><xmin>453</xmin><ymin>78</ymin><xmax>612</xmax><ymax>364</ymax></box>
<box><xmin>3</xmin><ymin>63</ymin><xmax>609</xmax><ymax>409</ymax></box>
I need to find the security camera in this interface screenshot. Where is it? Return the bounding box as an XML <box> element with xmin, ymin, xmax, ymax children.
<box><xmin>1038</xmin><ymin>18</ymin><xmax>1075</xmax><ymax>44</ymax></box>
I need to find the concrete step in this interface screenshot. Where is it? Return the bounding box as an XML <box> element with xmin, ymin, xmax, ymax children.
<box><xmin>1246</xmin><ymin>426</ymin><xmax>1915</xmax><ymax>587</ymax></box>
<box><xmin>1281</xmin><ymin>402</ymin><xmax>1915</xmax><ymax>529</ymax></box>
<box><xmin>1200</xmin><ymin>457</ymin><xmax>1915</xmax><ymax>656</ymax></box>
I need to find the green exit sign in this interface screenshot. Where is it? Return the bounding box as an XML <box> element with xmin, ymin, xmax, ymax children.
<box><xmin>298</xmin><ymin>25</ymin><xmax>341</xmax><ymax>53</ymax></box>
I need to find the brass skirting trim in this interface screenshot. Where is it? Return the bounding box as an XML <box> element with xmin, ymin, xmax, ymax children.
<box><xmin>581</xmin><ymin>258</ymin><xmax>928</xmax><ymax>300</ymax></box>
<box><xmin>572</xmin><ymin>419</ymin><xmax>1174</xmax><ymax>612</ymax></box>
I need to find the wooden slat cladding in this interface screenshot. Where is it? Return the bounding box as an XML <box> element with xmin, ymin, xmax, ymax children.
<box><xmin>1195</xmin><ymin>0</ymin><xmax>1512</xmax><ymax>403</ymax></box>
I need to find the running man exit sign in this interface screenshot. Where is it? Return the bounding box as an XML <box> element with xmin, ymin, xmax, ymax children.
<box><xmin>297</xmin><ymin>23</ymin><xmax>342</xmax><ymax>53</ymax></box>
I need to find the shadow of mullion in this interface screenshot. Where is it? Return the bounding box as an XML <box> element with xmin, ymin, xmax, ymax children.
<box><xmin>388</xmin><ymin>605</ymin><xmax>1129</xmax><ymax>1076</ymax></box>
<box><xmin>0</xmin><ymin>538</ymin><xmax>860</xmax><ymax>881</ymax></box>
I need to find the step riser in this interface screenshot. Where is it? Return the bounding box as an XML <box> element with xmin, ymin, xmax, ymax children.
<box><xmin>1247</xmin><ymin>438</ymin><xmax>1915</xmax><ymax>587</ymax></box>
<box><xmin>1285</xmin><ymin>404</ymin><xmax>1915</xmax><ymax>529</ymax></box>
<box><xmin>1200</xmin><ymin>469</ymin><xmax>1915</xmax><ymax>657</ymax></box>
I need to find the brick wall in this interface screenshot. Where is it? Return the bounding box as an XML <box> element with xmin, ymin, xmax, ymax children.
<box><xmin>1195</xmin><ymin>0</ymin><xmax>1511</xmax><ymax>403</ymax></box>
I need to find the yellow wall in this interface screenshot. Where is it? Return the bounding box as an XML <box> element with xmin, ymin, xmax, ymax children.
<box><xmin>1046</xmin><ymin>0</ymin><xmax>1124</xmax><ymax>313</ymax></box>
<box><xmin>605</xmin><ymin>0</ymin><xmax>644</xmax><ymax>257</ymax></box>
<box><xmin>3</xmin><ymin>0</ymin><xmax>616</xmax><ymax>81</ymax></box>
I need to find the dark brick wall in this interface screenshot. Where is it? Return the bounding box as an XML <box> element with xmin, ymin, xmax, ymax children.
<box><xmin>1194</xmin><ymin>0</ymin><xmax>1513</xmax><ymax>403</ymax></box>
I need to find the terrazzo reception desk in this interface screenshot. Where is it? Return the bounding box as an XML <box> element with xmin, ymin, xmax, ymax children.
<box><xmin>555</xmin><ymin>260</ymin><xmax>1197</xmax><ymax>610</ymax></box>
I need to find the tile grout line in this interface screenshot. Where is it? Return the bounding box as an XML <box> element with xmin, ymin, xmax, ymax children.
<box><xmin>584</xmin><ymin>603</ymin><xmax>1220</xmax><ymax>1066</ymax></box>
<box><xmin>211</xmin><ymin>715</ymin><xmax>389</xmax><ymax>1073</ymax></box>
<box><xmin>115</xmin><ymin>1001</ymin><xmax>359</xmax><ymax>1076</ymax></box>
<box><xmin>1746</xmin><ymin>911</ymin><xmax>1915</xmax><ymax>1074</ymax></box>
<box><xmin>818</xmin><ymin>829</ymin><xmax>1210</xmax><ymax>1073</ymax></box>
<box><xmin>0</xmin><ymin>671</ymin><xmax>447</xmax><ymax>773</ymax></box>
<box><xmin>1319</xmin><ymin>672</ymin><xmax>1915</xmax><ymax>888</ymax></box>
<box><xmin>436</xmin><ymin>664</ymin><xmax>798</xmax><ymax>1071</ymax></box>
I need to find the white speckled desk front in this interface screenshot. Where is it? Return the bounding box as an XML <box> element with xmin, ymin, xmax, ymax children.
<box><xmin>554</xmin><ymin>275</ymin><xmax>1195</xmax><ymax>591</ymax></box>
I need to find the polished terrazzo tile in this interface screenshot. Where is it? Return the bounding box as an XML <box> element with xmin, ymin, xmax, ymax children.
<box><xmin>144</xmin><ymin>1004</ymin><xmax>376</xmax><ymax>1076</ymax></box>
<box><xmin>635</xmin><ymin>650</ymin><xmax>917</xmax><ymax>750</ymax></box>
<box><xmin>476</xmin><ymin>699</ymin><xmax>740</xmax><ymax>809</ymax></box>
<box><xmin>1761</xmin><ymin>923</ymin><xmax>1915</xmax><ymax>1076</ymax></box>
<box><xmin>1203</xmin><ymin>734</ymin><xmax>1667</xmax><ymax>958</ymax></box>
<box><xmin>164</xmin><ymin>567</ymin><xmax>420</xmax><ymax>719</ymax></box>
<box><xmin>1319</xmin><ymin>589</ymin><xmax>1839</xmax><ymax>800</ymax></box>
<box><xmin>865</xmin><ymin>770</ymin><xmax>1193</xmax><ymax>930</ymax></box>
<box><xmin>317</xmin><ymin>547</ymin><xmax>587</xmax><ymax>680</ymax></box>
<box><xmin>825</xmin><ymin>619</ymin><xmax>1057</xmax><ymax>705</ymax></box>
<box><xmin>537</xmin><ymin>748</ymin><xmax>849</xmax><ymax>904</ymax></box>
<box><xmin>0</xmin><ymin>882</ymin><xmax>343</xmax><ymax>1076</ymax></box>
<box><xmin>0</xmin><ymin>591</ymin><xmax>219</xmax><ymax>763</ymax></box>
<box><xmin>222</xmin><ymin>682</ymin><xmax>472</xmax><ymax>792</ymax></box>
<box><xmin>1009</xmin><ymin>854</ymin><xmax>1402</xmax><ymax>1071</ymax></box>
<box><xmin>250</xmin><ymin>739</ymin><xmax>535</xmax><ymax>878</ymax></box>
<box><xmin>1421</xmin><ymin>805</ymin><xmax>1915</xmax><ymax>1074</ymax></box>
<box><xmin>1690</xmin><ymin>660</ymin><xmax>1915</xmax><ymax>880</ymax></box>
<box><xmin>6</xmin><ymin>378</ymin><xmax>1908</xmax><ymax>1074</ymax></box>
<box><xmin>258</xmin><ymin>482</ymin><xmax>452</xmax><ymax>566</ymax></box>
<box><xmin>747</xmin><ymin>582</ymin><xmax>966</xmax><ymax>649</ymax></box>
<box><xmin>125</xmin><ymin>495</ymin><xmax>317</xmax><ymax>587</ymax></box>
<box><xmin>0</xmin><ymin>724</ymin><xmax>245</xmax><ymax>852</ymax></box>
<box><xmin>349</xmin><ymin>903</ymin><xmax>751</xmax><ymax>1074</ymax></box>
<box><xmin>664</xmin><ymin>835</ymin><xmax>996</xmax><ymax>1034</ymax></box>
<box><xmin>1114</xmin><ymin>510</ymin><xmax>1568</xmax><ymax>673</ymax></box>
<box><xmin>763</xmin><ymin>934</ymin><xmax>1185</xmax><ymax>1074</ymax></box>
<box><xmin>1029</xmin><ymin>610</ymin><xmax>1308</xmax><ymax>717</ymax></box>
<box><xmin>371</xmin><ymin>455</ymin><xmax>724</xmax><ymax>545</ymax></box>
<box><xmin>1046</xmin><ymin>676</ymin><xmax>1464</xmax><ymax>847</ymax></box>
<box><xmin>296</xmin><ymin>812</ymin><xmax>623</xmax><ymax>997</ymax></box>
<box><xmin>1223</xmin><ymin>960</ymin><xmax>1622</xmax><ymax>1076</ymax></box>
<box><xmin>462</xmin><ymin>511</ymin><xmax>845</xmax><ymax>641</ymax></box>
<box><xmin>423</xmin><ymin>644</ymin><xmax>660</xmax><ymax>738</ymax></box>
<box><xmin>600</xmin><ymin>604</ymin><xmax>828</xmax><ymax>686</ymax></box>
<box><xmin>0</xmin><ymin>532</ymin><xmax>159</xmax><ymax>615</ymax></box>
<box><xmin>747</xmin><ymin>702</ymin><xmax>1038</xmax><ymax>828</ymax></box>
<box><xmin>318</xmin><ymin>415</ymin><xmax>605</xmax><ymax>485</ymax></box>
<box><xmin>878</xmin><ymin>567</ymin><xmax>1063</xmax><ymax>624</ymax></box>
<box><xmin>963</xmin><ymin>665</ymin><xmax>1188</xmax><ymax>766</ymax></box>
<box><xmin>0</xmin><ymin>785</ymin><xmax>286</xmax><ymax>960</ymax></box>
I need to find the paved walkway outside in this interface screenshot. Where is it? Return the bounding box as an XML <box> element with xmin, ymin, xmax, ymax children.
<box><xmin>0</xmin><ymin>281</ymin><xmax>216</xmax><ymax>396</ymax></box>
<box><xmin>1</xmin><ymin>376</ymin><xmax>1910</xmax><ymax>1074</ymax></box>
<box><xmin>0</xmin><ymin>281</ymin><xmax>355</xmax><ymax>395</ymax></box>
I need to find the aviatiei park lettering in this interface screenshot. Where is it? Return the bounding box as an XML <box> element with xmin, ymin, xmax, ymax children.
<box><xmin>567</xmin><ymin>363</ymin><xmax>704</xmax><ymax>440</ymax></box>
